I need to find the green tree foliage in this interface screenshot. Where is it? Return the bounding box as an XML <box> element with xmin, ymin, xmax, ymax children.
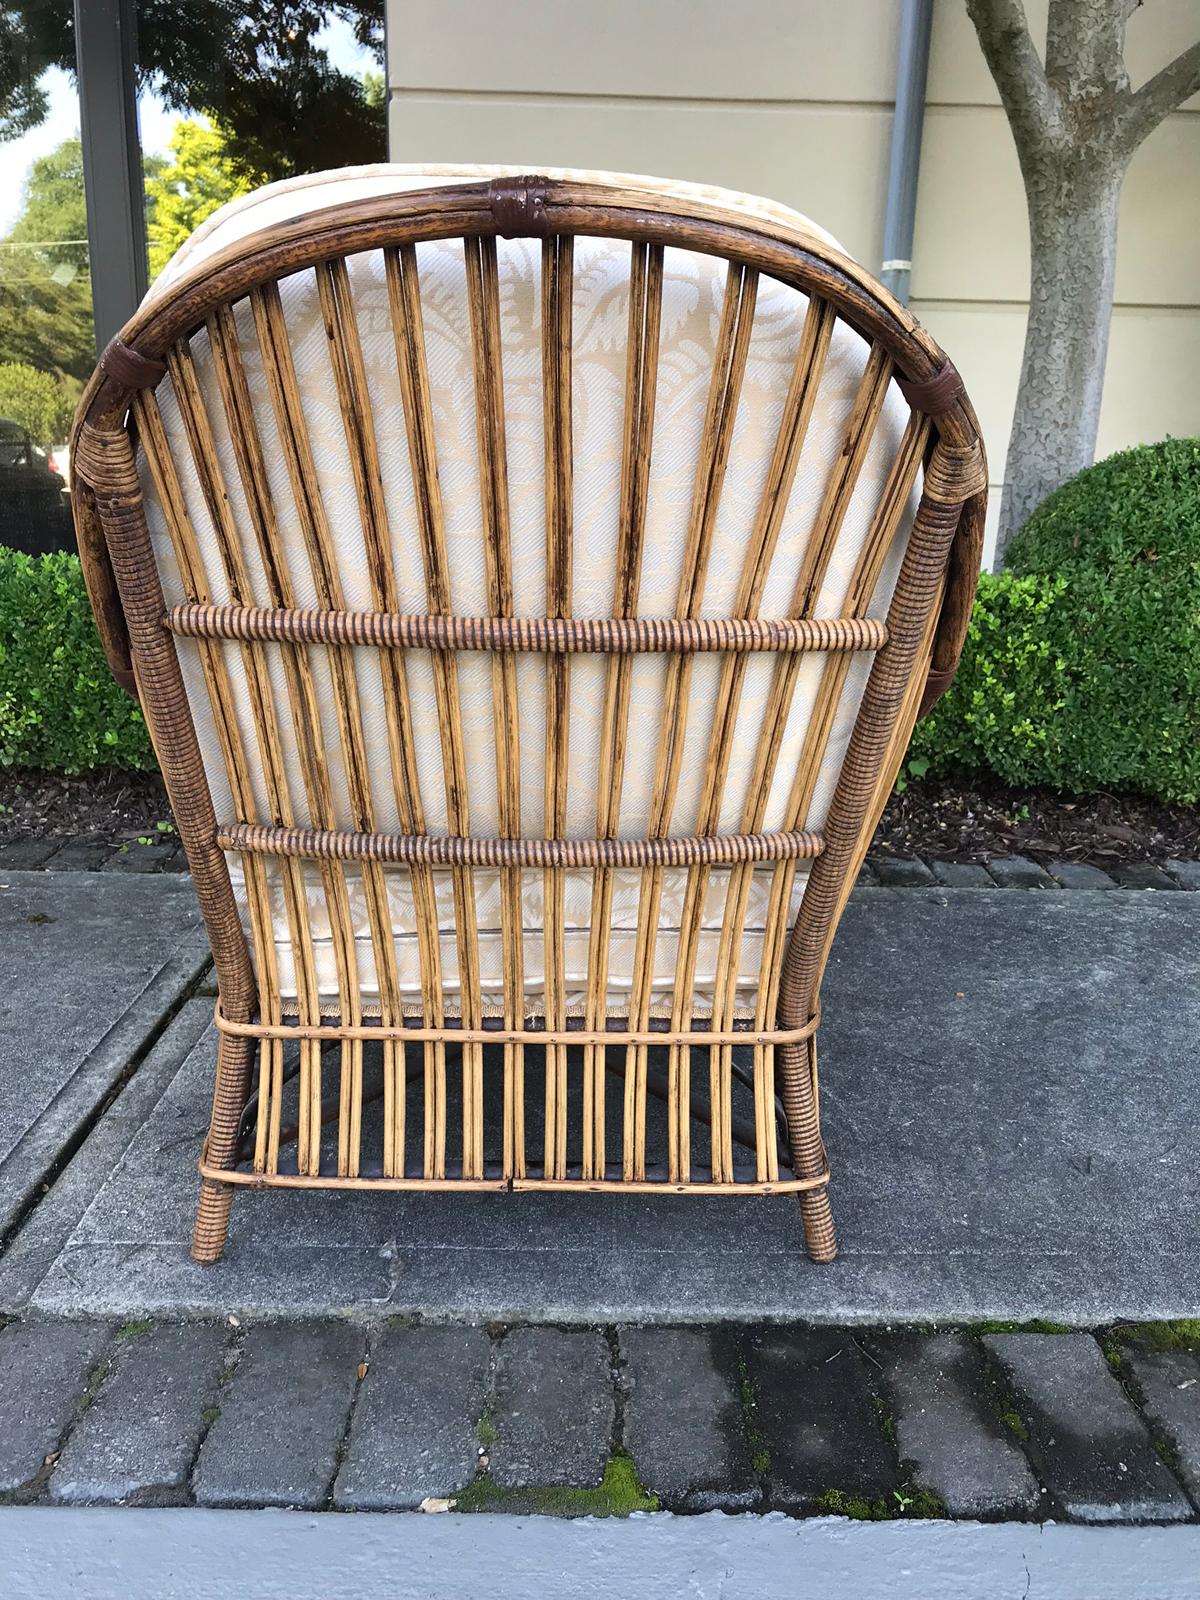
<box><xmin>0</xmin><ymin>361</ymin><xmax>74</xmax><ymax>444</ymax></box>
<box><xmin>361</xmin><ymin>68</ymin><xmax>385</xmax><ymax>109</ymax></box>
<box><xmin>0</xmin><ymin>2</ymin><xmax>385</xmax><ymax>178</ymax></box>
<box><xmin>0</xmin><ymin>129</ymin><xmax>216</xmax><ymax>379</ymax></box>
<box><xmin>146</xmin><ymin>119</ymin><xmax>261</xmax><ymax>278</ymax></box>
<box><xmin>0</xmin><ymin>138</ymin><xmax>94</xmax><ymax>381</ymax></box>
<box><xmin>0</xmin><ymin>1</ymin><xmax>57</xmax><ymax>140</ymax></box>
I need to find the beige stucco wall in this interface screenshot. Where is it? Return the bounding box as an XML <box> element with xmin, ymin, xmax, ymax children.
<box><xmin>387</xmin><ymin>0</ymin><xmax>1200</xmax><ymax>563</ymax></box>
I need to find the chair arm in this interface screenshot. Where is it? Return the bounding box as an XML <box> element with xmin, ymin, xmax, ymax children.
<box><xmin>919</xmin><ymin>486</ymin><xmax>985</xmax><ymax>718</ymax></box>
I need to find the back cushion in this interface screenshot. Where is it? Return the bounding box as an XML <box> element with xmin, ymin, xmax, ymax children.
<box><xmin>137</xmin><ymin>168</ymin><xmax>921</xmax><ymax>1018</ymax></box>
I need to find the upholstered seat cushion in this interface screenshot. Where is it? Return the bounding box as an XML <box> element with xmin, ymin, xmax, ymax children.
<box><xmin>138</xmin><ymin>165</ymin><xmax>918</xmax><ymax>1017</ymax></box>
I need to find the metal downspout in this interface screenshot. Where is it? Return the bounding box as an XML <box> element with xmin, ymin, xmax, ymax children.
<box><xmin>881</xmin><ymin>0</ymin><xmax>934</xmax><ymax>306</ymax></box>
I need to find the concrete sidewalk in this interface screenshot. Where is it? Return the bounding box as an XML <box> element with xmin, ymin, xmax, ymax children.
<box><xmin>0</xmin><ymin>871</ymin><xmax>208</xmax><ymax>1244</ymax></box>
<box><xmin>0</xmin><ymin>879</ymin><xmax>1195</xmax><ymax>1324</ymax></box>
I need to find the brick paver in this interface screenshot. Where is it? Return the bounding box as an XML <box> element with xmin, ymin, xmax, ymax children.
<box><xmin>334</xmin><ymin>1324</ymin><xmax>490</xmax><ymax>1510</ymax></box>
<box><xmin>50</xmin><ymin>1322</ymin><xmax>226</xmax><ymax>1505</ymax></box>
<box><xmin>622</xmin><ymin>1327</ymin><xmax>758</xmax><ymax>1510</ymax></box>
<box><xmin>743</xmin><ymin>1327</ymin><xmax>897</xmax><ymax>1513</ymax></box>
<box><xmin>984</xmin><ymin>1334</ymin><xmax>1191</xmax><ymax>1523</ymax></box>
<box><xmin>1114</xmin><ymin>863</ymin><xmax>1178</xmax><ymax>891</ymax></box>
<box><xmin>0</xmin><ymin>1318</ymin><xmax>111</xmax><ymax>1493</ymax></box>
<box><xmin>193</xmin><ymin>1322</ymin><xmax>363</xmax><ymax>1509</ymax></box>
<box><xmin>1125</xmin><ymin>1347</ymin><xmax>1200</xmax><ymax>1509</ymax></box>
<box><xmin>872</xmin><ymin>857</ymin><xmax>936</xmax><ymax>888</ymax></box>
<box><xmin>932</xmin><ymin>861</ymin><xmax>994</xmax><ymax>888</ymax></box>
<box><xmin>987</xmin><ymin>855</ymin><xmax>1053</xmax><ymax>888</ymax></box>
<box><xmin>1047</xmin><ymin>860</ymin><xmax>1117</xmax><ymax>889</ymax></box>
<box><xmin>879</xmin><ymin>1332</ymin><xmax>1041</xmax><ymax>1517</ymax></box>
<box><xmin>490</xmin><ymin>1328</ymin><xmax>614</xmax><ymax>1489</ymax></box>
<box><xmin>0</xmin><ymin>1317</ymin><xmax>1195</xmax><ymax>1521</ymax></box>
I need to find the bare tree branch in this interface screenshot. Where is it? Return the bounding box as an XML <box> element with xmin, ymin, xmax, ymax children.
<box><xmin>1045</xmin><ymin>0</ymin><xmax>1130</xmax><ymax>100</ymax></box>
<box><xmin>966</xmin><ymin>0</ymin><xmax>1062</xmax><ymax>157</ymax></box>
<box><xmin>1116</xmin><ymin>39</ymin><xmax>1200</xmax><ymax>152</ymax></box>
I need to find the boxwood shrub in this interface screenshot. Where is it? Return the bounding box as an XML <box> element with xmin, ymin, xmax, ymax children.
<box><xmin>913</xmin><ymin>437</ymin><xmax>1200</xmax><ymax>804</ymax></box>
<box><xmin>0</xmin><ymin>547</ymin><xmax>154</xmax><ymax>772</ymax></box>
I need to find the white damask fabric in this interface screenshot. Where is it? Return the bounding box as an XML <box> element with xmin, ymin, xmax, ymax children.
<box><xmin>138</xmin><ymin>165</ymin><xmax>918</xmax><ymax>1017</ymax></box>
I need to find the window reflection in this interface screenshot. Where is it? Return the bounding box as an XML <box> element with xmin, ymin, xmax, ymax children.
<box><xmin>0</xmin><ymin>3</ymin><xmax>385</xmax><ymax>551</ymax></box>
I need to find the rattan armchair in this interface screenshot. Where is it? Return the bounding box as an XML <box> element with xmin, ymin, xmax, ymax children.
<box><xmin>71</xmin><ymin>167</ymin><xmax>985</xmax><ymax>1265</ymax></box>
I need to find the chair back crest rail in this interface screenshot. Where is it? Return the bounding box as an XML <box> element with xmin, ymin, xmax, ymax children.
<box><xmin>71</xmin><ymin>175</ymin><xmax>985</xmax><ymax>1220</ymax></box>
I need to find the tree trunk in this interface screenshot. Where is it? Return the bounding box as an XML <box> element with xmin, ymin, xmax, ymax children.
<box><xmin>998</xmin><ymin>153</ymin><xmax>1125</xmax><ymax>559</ymax></box>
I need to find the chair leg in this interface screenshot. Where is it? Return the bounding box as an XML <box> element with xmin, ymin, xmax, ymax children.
<box><xmin>190</xmin><ymin>1029</ymin><xmax>256</xmax><ymax>1264</ymax></box>
<box><xmin>777</xmin><ymin>1038</ymin><xmax>838</xmax><ymax>1263</ymax></box>
<box><xmin>192</xmin><ymin>1177</ymin><xmax>236</xmax><ymax>1263</ymax></box>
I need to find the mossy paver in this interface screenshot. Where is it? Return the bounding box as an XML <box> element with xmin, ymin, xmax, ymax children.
<box><xmin>984</xmin><ymin>1334</ymin><xmax>1191</xmax><ymax>1523</ymax></box>
<box><xmin>878</xmin><ymin>1332</ymin><xmax>1040</xmax><ymax>1517</ymax></box>
<box><xmin>101</xmin><ymin>842</ymin><xmax>180</xmax><ymax>874</ymax></box>
<box><xmin>0</xmin><ymin>1317</ymin><xmax>1197</xmax><ymax>1518</ymax></box>
<box><xmin>334</xmin><ymin>1325</ymin><xmax>490</xmax><ymax>1510</ymax></box>
<box><xmin>742</xmin><ymin>1327</ymin><xmax>897</xmax><ymax>1513</ymax></box>
<box><xmin>0</xmin><ymin>1318</ymin><xmax>111</xmax><ymax>1493</ymax></box>
<box><xmin>1124</xmin><ymin>1348</ymin><xmax>1200</xmax><ymax>1508</ymax></box>
<box><xmin>50</xmin><ymin>1322</ymin><xmax>226</xmax><ymax>1505</ymax></box>
<box><xmin>932</xmin><ymin>862</ymin><xmax>994</xmax><ymax>888</ymax></box>
<box><xmin>490</xmin><ymin>1328</ymin><xmax>614</xmax><ymax>1489</ymax></box>
<box><xmin>621</xmin><ymin>1327</ymin><xmax>757</xmax><ymax>1510</ymax></box>
<box><xmin>1114</xmin><ymin>863</ymin><xmax>1178</xmax><ymax>891</ymax></box>
<box><xmin>193</xmin><ymin>1323</ymin><xmax>363</xmax><ymax>1509</ymax></box>
<box><xmin>0</xmin><ymin>840</ymin><xmax>60</xmax><ymax>870</ymax></box>
<box><xmin>987</xmin><ymin>855</ymin><xmax>1052</xmax><ymax>888</ymax></box>
<box><xmin>1048</xmin><ymin>860</ymin><xmax>1117</xmax><ymax>889</ymax></box>
<box><xmin>872</xmin><ymin>857</ymin><xmax>935</xmax><ymax>888</ymax></box>
<box><xmin>43</xmin><ymin>840</ymin><xmax>113</xmax><ymax>873</ymax></box>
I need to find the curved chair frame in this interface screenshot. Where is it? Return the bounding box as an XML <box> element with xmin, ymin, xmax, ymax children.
<box><xmin>71</xmin><ymin>176</ymin><xmax>986</xmax><ymax>1265</ymax></box>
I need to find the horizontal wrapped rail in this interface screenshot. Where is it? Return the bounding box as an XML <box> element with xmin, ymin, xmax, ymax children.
<box><xmin>217</xmin><ymin>821</ymin><xmax>825</xmax><ymax>869</ymax></box>
<box><xmin>213</xmin><ymin>1004</ymin><xmax>821</xmax><ymax>1049</ymax></box>
<box><xmin>169</xmin><ymin>603</ymin><xmax>888</xmax><ymax>655</ymax></box>
<box><xmin>198</xmin><ymin>1162</ymin><xmax>831</xmax><ymax>1196</ymax></box>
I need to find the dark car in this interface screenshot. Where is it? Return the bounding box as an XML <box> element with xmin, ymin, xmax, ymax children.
<box><xmin>0</xmin><ymin>417</ymin><xmax>74</xmax><ymax>555</ymax></box>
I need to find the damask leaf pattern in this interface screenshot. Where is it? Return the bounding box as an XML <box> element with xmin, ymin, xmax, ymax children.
<box><xmin>139</xmin><ymin>166</ymin><xmax>918</xmax><ymax>1018</ymax></box>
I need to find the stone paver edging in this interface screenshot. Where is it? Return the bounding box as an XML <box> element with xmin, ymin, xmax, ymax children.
<box><xmin>0</xmin><ymin>1317</ymin><xmax>1196</xmax><ymax>1525</ymax></box>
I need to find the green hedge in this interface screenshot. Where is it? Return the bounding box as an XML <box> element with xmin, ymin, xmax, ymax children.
<box><xmin>0</xmin><ymin>548</ymin><xmax>154</xmax><ymax>772</ymax></box>
<box><xmin>913</xmin><ymin>437</ymin><xmax>1200</xmax><ymax>804</ymax></box>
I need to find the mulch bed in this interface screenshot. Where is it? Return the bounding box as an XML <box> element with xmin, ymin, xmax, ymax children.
<box><xmin>0</xmin><ymin>769</ymin><xmax>174</xmax><ymax>847</ymax></box>
<box><xmin>873</xmin><ymin>775</ymin><xmax>1199</xmax><ymax>868</ymax></box>
<box><xmin>1</xmin><ymin>767</ymin><xmax>1197</xmax><ymax>866</ymax></box>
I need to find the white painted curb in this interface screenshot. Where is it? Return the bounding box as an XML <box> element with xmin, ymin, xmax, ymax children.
<box><xmin>3</xmin><ymin>1507</ymin><xmax>1200</xmax><ymax>1600</ymax></box>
